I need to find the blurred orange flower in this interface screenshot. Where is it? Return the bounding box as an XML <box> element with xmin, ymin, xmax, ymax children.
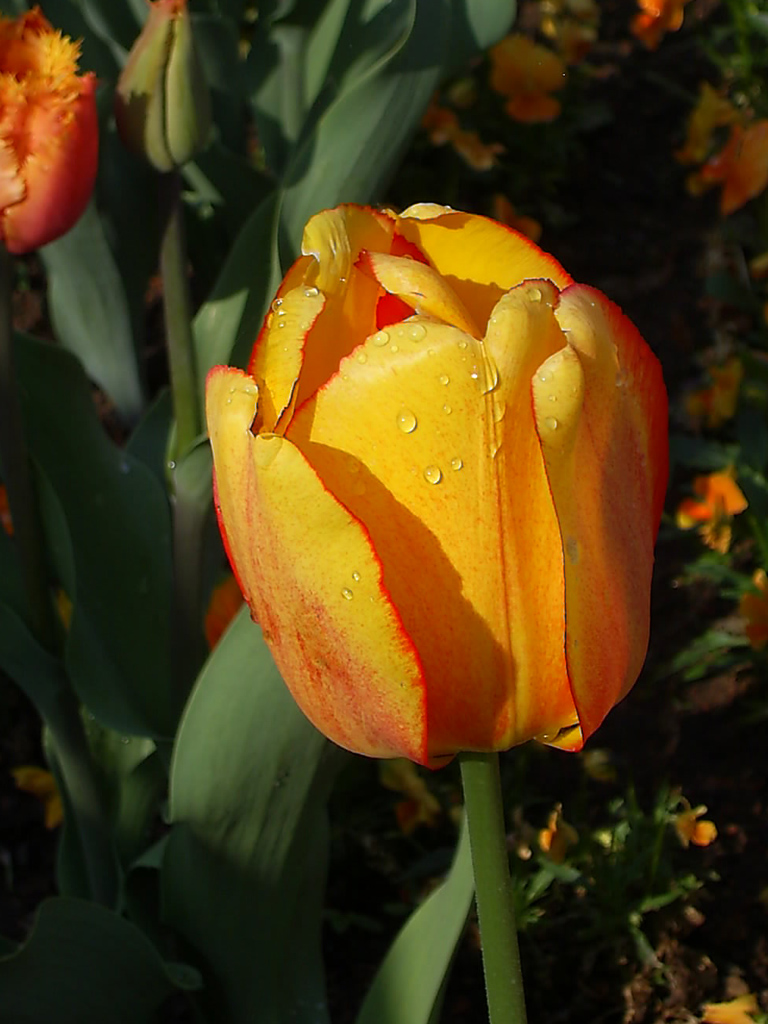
<box><xmin>692</xmin><ymin>121</ymin><xmax>768</xmax><ymax>215</ymax></box>
<box><xmin>0</xmin><ymin>483</ymin><xmax>12</xmax><ymax>535</ymax></box>
<box><xmin>539</xmin><ymin>805</ymin><xmax>578</xmax><ymax>863</ymax></box>
<box><xmin>379</xmin><ymin>758</ymin><xmax>441</xmax><ymax>835</ymax></box>
<box><xmin>675</xmin><ymin>83</ymin><xmax>738</xmax><ymax>166</ymax></box>
<box><xmin>422</xmin><ymin>103</ymin><xmax>503</xmax><ymax>171</ymax></box>
<box><xmin>204</xmin><ymin>574</ymin><xmax>244</xmax><ymax>649</ymax></box>
<box><xmin>631</xmin><ymin>0</ymin><xmax>692</xmax><ymax>50</ymax></box>
<box><xmin>740</xmin><ymin>569</ymin><xmax>768</xmax><ymax>651</ymax></box>
<box><xmin>685</xmin><ymin>356</ymin><xmax>743</xmax><ymax>430</ymax></box>
<box><xmin>675</xmin><ymin>470</ymin><xmax>748</xmax><ymax>554</ymax></box>
<box><xmin>0</xmin><ymin>7</ymin><xmax>98</xmax><ymax>253</ymax></box>
<box><xmin>489</xmin><ymin>34</ymin><xmax>566</xmax><ymax>123</ymax></box>
<box><xmin>702</xmin><ymin>993</ymin><xmax>760</xmax><ymax>1024</ymax></box>
<box><xmin>492</xmin><ymin>194</ymin><xmax>542</xmax><ymax>242</ymax></box>
<box><xmin>674</xmin><ymin>800</ymin><xmax>717</xmax><ymax>847</ymax></box>
<box><xmin>12</xmin><ymin>766</ymin><xmax>63</xmax><ymax>828</ymax></box>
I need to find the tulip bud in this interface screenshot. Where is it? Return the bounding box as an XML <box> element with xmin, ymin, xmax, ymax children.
<box><xmin>0</xmin><ymin>8</ymin><xmax>98</xmax><ymax>254</ymax></box>
<box><xmin>115</xmin><ymin>0</ymin><xmax>211</xmax><ymax>172</ymax></box>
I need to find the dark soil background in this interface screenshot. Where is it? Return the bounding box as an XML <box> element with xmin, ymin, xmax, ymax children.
<box><xmin>2</xmin><ymin>1</ymin><xmax>767</xmax><ymax>1022</ymax></box>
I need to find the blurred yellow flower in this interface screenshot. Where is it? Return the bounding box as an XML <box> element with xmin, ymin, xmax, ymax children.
<box><xmin>674</xmin><ymin>801</ymin><xmax>717</xmax><ymax>847</ymax></box>
<box><xmin>675</xmin><ymin>470</ymin><xmax>748</xmax><ymax>554</ymax></box>
<box><xmin>12</xmin><ymin>766</ymin><xmax>63</xmax><ymax>829</ymax></box>
<box><xmin>492</xmin><ymin>194</ymin><xmax>542</xmax><ymax>242</ymax></box>
<box><xmin>540</xmin><ymin>0</ymin><xmax>599</xmax><ymax>64</ymax></box>
<box><xmin>421</xmin><ymin>103</ymin><xmax>504</xmax><ymax>171</ymax></box>
<box><xmin>739</xmin><ymin>569</ymin><xmax>768</xmax><ymax>651</ymax></box>
<box><xmin>539</xmin><ymin>805</ymin><xmax>578</xmax><ymax>863</ymax></box>
<box><xmin>702</xmin><ymin>993</ymin><xmax>760</xmax><ymax>1024</ymax></box>
<box><xmin>631</xmin><ymin>0</ymin><xmax>692</xmax><ymax>50</ymax></box>
<box><xmin>692</xmin><ymin>121</ymin><xmax>768</xmax><ymax>215</ymax></box>
<box><xmin>685</xmin><ymin>356</ymin><xmax>743</xmax><ymax>430</ymax></box>
<box><xmin>675</xmin><ymin>83</ymin><xmax>738</xmax><ymax>166</ymax></box>
<box><xmin>489</xmin><ymin>34</ymin><xmax>566</xmax><ymax>123</ymax></box>
<box><xmin>379</xmin><ymin>758</ymin><xmax>441</xmax><ymax>835</ymax></box>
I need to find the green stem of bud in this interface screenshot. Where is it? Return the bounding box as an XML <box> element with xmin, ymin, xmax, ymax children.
<box><xmin>159</xmin><ymin>170</ymin><xmax>200</xmax><ymax>457</ymax></box>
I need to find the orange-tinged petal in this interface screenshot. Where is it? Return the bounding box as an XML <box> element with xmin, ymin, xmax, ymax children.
<box><xmin>207</xmin><ymin>365</ymin><xmax>429</xmax><ymax>764</ymax></box>
<box><xmin>702</xmin><ymin>994</ymin><xmax>760</xmax><ymax>1024</ymax></box>
<box><xmin>204</xmin><ymin>574</ymin><xmax>244</xmax><ymax>650</ymax></box>
<box><xmin>358</xmin><ymin>250</ymin><xmax>481</xmax><ymax>337</ymax></box>
<box><xmin>395</xmin><ymin>205</ymin><xmax>572</xmax><ymax>337</ymax></box>
<box><xmin>699</xmin><ymin>122</ymin><xmax>768</xmax><ymax>216</ymax></box>
<box><xmin>287</xmin><ymin>282</ymin><xmax>580</xmax><ymax>758</ymax></box>
<box><xmin>533</xmin><ymin>285</ymin><xmax>668</xmax><ymax>738</ymax></box>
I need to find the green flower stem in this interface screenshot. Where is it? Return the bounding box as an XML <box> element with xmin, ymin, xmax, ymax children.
<box><xmin>0</xmin><ymin>243</ymin><xmax>56</xmax><ymax>650</ymax></box>
<box><xmin>159</xmin><ymin>170</ymin><xmax>200</xmax><ymax>457</ymax></box>
<box><xmin>459</xmin><ymin>751</ymin><xmax>527</xmax><ymax>1024</ymax></box>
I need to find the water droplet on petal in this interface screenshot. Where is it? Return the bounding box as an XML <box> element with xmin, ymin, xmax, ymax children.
<box><xmin>545</xmin><ymin>417</ymin><xmax>559</xmax><ymax>431</ymax></box>
<box><xmin>548</xmin><ymin>394</ymin><xmax>557</xmax><ymax>402</ymax></box>
<box><xmin>357</xmin><ymin>351</ymin><xmax>368</xmax><ymax>364</ymax></box>
<box><xmin>538</xmin><ymin>369</ymin><xmax>552</xmax><ymax>383</ymax></box>
<box><xmin>341</xmin><ymin>587</ymin><xmax>354</xmax><ymax>601</ymax></box>
<box><xmin>271</xmin><ymin>298</ymin><xmax>283</xmax><ymax>311</ymax></box>
<box><xmin>352</xmin><ymin>571</ymin><xmax>361</xmax><ymax>582</ymax></box>
<box><xmin>451</xmin><ymin>457</ymin><xmax>463</xmax><ymax>471</ymax></box>
<box><xmin>443</xmin><ymin>404</ymin><xmax>452</xmax><ymax>415</ymax></box>
<box><xmin>396</xmin><ymin>409</ymin><xmax>417</xmax><ymax>433</ymax></box>
<box><xmin>527</xmin><ymin>286</ymin><xmax>542</xmax><ymax>302</ymax></box>
<box><xmin>390</xmin><ymin>344</ymin><xmax>399</xmax><ymax>353</ymax></box>
<box><xmin>458</xmin><ymin>340</ymin><xmax>468</xmax><ymax>350</ymax></box>
<box><xmin>439</xmin><ymin>374</ymin><xmax>450</xmax><ymax>385</ymax></box>
<box><xmin>304</xmin><ymin>285</ymin><xmax>319</xmax><ymax>297</ymax></box>
<box><xmin>423</xmin><ymin>465</ymin><xmax>442</xmax><ymax>485</ymax></box>
<box><xmin>408</xmin><ymin>323</ymin><xmax>427</xmax><ymax>342</ymax></box>
<box><xmin>372</xmin><ymin>330</ymin><xmax>390</xmax><ymax>346</ymax></box>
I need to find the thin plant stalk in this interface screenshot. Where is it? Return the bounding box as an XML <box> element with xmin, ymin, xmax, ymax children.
<box><xmin>459</xmin><ymin>751</ymin><xmax>527</xmax><ymax>1024</ymax></box>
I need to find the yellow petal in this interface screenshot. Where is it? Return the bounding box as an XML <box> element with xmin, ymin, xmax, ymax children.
<box><xmin>395</xmin><ymin>207</ymin><xmax>572</xmax><ymax>336</ymax></box>
<box><xmin>206</xmin><ymin>365</ymin><xmax>429</xmax><ymax>763</ymax></box>
<box><xmin>359</xmin><ymin>250</ymin><xmax>481</xmax><ymax>337</ymax></box>
<box><xmin>287</xmin><ymin>281</ymin><xmax>580</xmax><ymax>759</ymax></box>
<box><xmin>532</xmin><ymin>285</ymin><xmax>668</xmax><ymax>739</ymax></box>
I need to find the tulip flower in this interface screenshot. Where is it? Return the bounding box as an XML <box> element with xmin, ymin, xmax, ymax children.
<box><xmin>0</xmin><ymin>7</ymin><xmax>98</xmax><ymax>254</ymax></box>
<box><xmin>206</xmin><ymin>203</ymin><xmax>668</xmax><ymax>767</ymax></box>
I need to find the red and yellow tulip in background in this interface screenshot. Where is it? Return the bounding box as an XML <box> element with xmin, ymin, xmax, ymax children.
<box><xmin>0</xmin><ymin>7</ymin><xmax>98</xmax><ymax>254</ymax></box>
<box><xmin>206</xmin><ymin>203</ymin><xmax>668</xmax><ymax>767</ymax></box>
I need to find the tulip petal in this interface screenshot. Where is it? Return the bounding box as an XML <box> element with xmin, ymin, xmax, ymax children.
<box><xmin>395</xmin><ymin>207</ymin><xmax>572</xmax><ymax>335</ymax></box>
<box><xmin>207</xmin><ymin>365</ymin><xmax>430</xmax><ymax>764</ymax></box>
<box><xmin>358</xmin><ymin>250</ymin><xmax>481</xmax><ymax>337</ymax></box>
<box><xmin>288</xmin><ymin>283</ymin><xmax>582</xmax><ymax>759</ymax></box>
<box><xmin>533</xmin><ymin>285</ymin><xmax>668</xmax><ymax>740</ymax></box>
<box><xmin>289</xmin><ymin>205</ymin><xmax>396</xmax><ymax>409</ymax></box>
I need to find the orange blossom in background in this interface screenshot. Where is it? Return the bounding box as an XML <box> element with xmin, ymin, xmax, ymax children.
<box><xmin>0</xmin><ymin>7</ymin><xmax>98</xmax><ymax>253</ymax></box>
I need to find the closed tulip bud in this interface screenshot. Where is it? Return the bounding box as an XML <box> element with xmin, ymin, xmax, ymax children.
<box><xmin>0</xmin><ymin>7</ymin><xmax>98</xmax><ymax>254</ymax></box>
<box><xmin>206</xmin><ymin>204</ymin><xmax>668</xmax><ymax>768</ymax></box>
<box><xmin>115</xmin><ymin>0</ymin><xmax>211</xmax><ymax>172</ymax></box>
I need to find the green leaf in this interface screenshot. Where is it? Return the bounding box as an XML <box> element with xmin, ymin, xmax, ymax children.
<box><xmin>163</xmin><ymin>608</ymin><xmax>345</xmax><ymax>1024</ymax></box>
<box><xmin>280</xmin><ymin>0</ymin><xmax>450</xmax><ymax>256</ymax></box>
<box><xmin>0</xmin><ymin>898</ymin><xmax>198</xmax><ymax>1023</ymax></box>
<box><xmin>356</xmin><ymin>817</ymin><xmax>474</xmax><ymax>1024</ymax></box>
<box><xmin>15</xmin><ymin>336</ymin><xmax>175</xmax><ymax>737</ymax></box>
<box><xmin>40</xmin><ymin>201</ymin><xmax>144</xmax><ymax>423</ymax></box>
<box><xmin>446</xmin><ymin>0</ymin><xmax>516</xmax><ymax>72</ymax></box>
<box><xmin>193</xmin><ymin>188</ymin><xmax>283</xmax><ymax>381</ymax></box>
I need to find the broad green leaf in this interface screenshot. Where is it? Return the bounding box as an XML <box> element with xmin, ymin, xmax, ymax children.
<box><xmin>280</xmin><ymin>0</ymin><xmax>450</xmax><ymax>255</ymax></box>
<box><xmin>356</xmin><ymin>817</ymin><xmax>473</xmax><ymax>1024</ymax></box>
<box><xmin>193</xmin><ymin>188</ymin><xmax>282</xmax><ymax>382</ymax></box>
<box><xmin>0</xmin><ymin>898</ymin><xmax>198</xmax><ymax>1023</ymax></box>
<box><xmin>163</xmin><ymin>608</ymin><xmax>345</xmax><ymax>1024</ymax></box>
<box><xmin>41</xmin><ymin>201</ymin><xmax>144</xmax><ymax>423</ymax></box>
<box><xmin>15</xmin><ymin>336</ymin><xmax>175</xmax><ymax>737</ymax></box>
<box><xmin>126</xmin><ymin>388</ymin><xmax>173</xmax><ymax>486</ymax></box>
<box><xmin>446</xmin><ymin>0</ymin><xmax>516</xmax><ymax>71</ymax></box>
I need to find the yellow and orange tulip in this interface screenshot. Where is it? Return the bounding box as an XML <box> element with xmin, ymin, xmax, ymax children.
<box><xmin>0</xmin><ymin>7</ymin><xmax>98</xmax><ymax>254</ymax></box>
<box><xmin>206</xmin><ymin>204</ymin><xmax>668</xmax><ymax>767</ymax></box>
